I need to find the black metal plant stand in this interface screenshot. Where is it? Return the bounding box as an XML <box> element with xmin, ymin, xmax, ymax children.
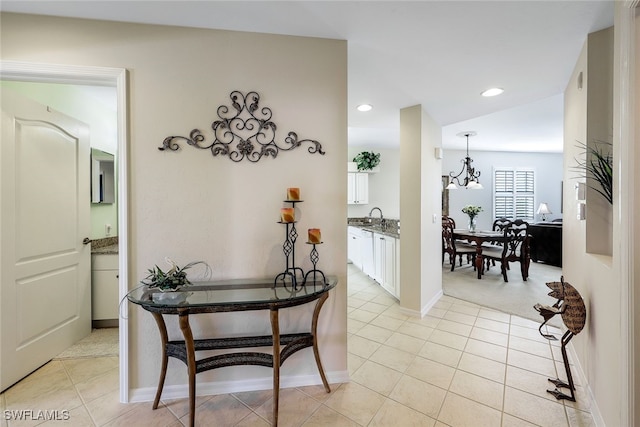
<box><xmin>274</xmin><ymin>200</ymin><xmax>305</xmax><ymax>289</ymax></box>
<box><xmin>303</xmin><ymin>242</ymin><xmax>326</xmax><ymax>286</ymax></box>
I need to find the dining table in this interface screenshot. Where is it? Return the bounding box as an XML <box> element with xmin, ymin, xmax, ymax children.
<box><xmin>453</xmin><ymin>229</ymin><xmax>507</xmax><ymax>279</ymax></box>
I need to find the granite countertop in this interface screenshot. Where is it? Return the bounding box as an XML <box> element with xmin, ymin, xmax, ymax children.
<box><xmin>91</xmin><ymin>237</ymin><xmax>118</xmax><ymax>254</ymax></box>
<box><xmin>348</xmin><ymin>217</ymin><xmax>400</xmax><ymax>239</ymax></box>
<box><xmin>91</xmin><ymin>244</ymin><xmax>118</xmax><ymax>255</ymax></box>
<box><xmin>354</xmin><ymin>225</ymin><xmax>400</xmax><ymax>239</ymax></box>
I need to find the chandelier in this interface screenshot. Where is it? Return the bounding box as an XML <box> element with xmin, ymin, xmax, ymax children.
<box><xmin>446</xmin><ymin>131</ymin><xmax>483</xmax><ymax>190</ymax></box>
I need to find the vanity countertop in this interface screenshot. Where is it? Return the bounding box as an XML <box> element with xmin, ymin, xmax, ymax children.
<box><xmin>91</xmin><ymin>237</ymin><xmax>118</xmax><ymax>254</ymax></box>
<box><xmin>92</xmin><ymin>244</ymin><xmax>118</xmax><ymax>255</ymax></box>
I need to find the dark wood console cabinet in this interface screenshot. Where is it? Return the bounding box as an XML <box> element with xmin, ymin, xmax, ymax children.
<box><xmin>529</xmin><ymin>222</ymin><xmax>562</xmax><ymax>267</ymax></box>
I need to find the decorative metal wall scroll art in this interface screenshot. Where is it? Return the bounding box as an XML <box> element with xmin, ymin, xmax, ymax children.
<box><xmin>159</xmin><ymin>90</ymin><xmax>325</xmax><ymax>163</ymax></box>
<box><xmin>533</xmin><ymin>276</ymin><xmax>586</xmax><ymax>402</ymax></box>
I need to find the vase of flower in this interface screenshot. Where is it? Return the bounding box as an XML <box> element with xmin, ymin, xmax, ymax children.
<box><xmin>468</xmin><ymin>216</ymin><xmax>477</xmax><ymax>232</ymax></box>
<box><xmin>461</xmin><ymin>205</ymin><xmax>482</xmax><ymax>233</ymax></box>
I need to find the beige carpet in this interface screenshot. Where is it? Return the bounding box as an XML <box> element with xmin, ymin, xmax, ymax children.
<box><xmin>442</xmin><ymin>259</ymin><xmax>564</xmax><ymax>328</ymax></box>
<box><xmin>54</xmin><ymin>328</ymin><xmax>119</xmax><ymax>359</ymax></box>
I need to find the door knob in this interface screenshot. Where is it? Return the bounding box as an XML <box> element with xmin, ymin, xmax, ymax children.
<box><xmin>83</xmin><ymin>237</ymin><xmax>92</xmax><ymax>245</ymax></box>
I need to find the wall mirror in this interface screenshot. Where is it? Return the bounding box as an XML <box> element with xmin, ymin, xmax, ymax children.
<box><xmin>91</xmin><ymin>149</ymin><xmax>115</xmax><ymax>204</ymax></box>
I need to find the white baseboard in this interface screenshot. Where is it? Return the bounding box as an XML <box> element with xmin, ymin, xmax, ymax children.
<box><xmin>398</xmin><ymin>288</ymin><xmax>443</xmax><ymax>318</ymax></box>
<box><xmin>566</xmin><ymin>339</ymin><xmax>605</xmax><ymax>426</ymax></box>
<box><xmin>128</xmin><ymin>370</ymin><xmax>351</xmax><ymax>403</ymax></box>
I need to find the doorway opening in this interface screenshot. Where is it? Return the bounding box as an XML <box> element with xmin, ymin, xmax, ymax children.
<box><xmin>0</xmin><ymin>61</ymin><xmax>129</xmax><ymax>401</ymax></box>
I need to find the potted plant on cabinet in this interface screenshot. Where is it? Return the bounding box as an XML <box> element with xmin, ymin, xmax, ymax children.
<box><xmin>353</xmin><ymin>151</ymin><xmax>381</xmax><ymax>171</ymax></box>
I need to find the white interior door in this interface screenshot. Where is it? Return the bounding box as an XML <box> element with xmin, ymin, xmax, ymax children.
<box><xmin>1</xmin><ymin>89</ymin><xmax>91</xmax><ymax>392</ymax></box>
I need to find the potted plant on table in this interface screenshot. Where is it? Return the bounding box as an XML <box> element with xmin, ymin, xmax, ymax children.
<box><xmin>143</xmin><ymin>258</ymin><xmax>209</xmax><ymax>292</ymax></box>
<box><xmin>461</xmin><ymin>205</ymin><xmax>482</xmax><ymax>232</ymax></box>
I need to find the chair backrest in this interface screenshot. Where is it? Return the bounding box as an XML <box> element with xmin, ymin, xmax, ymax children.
<box><xmin>504</xmin><ymin>220</ymin><xmax>529</xmax><ymax>260</ymax></box>
<box><xmin>443</xmin><ymin>215</ymin><xmax>456</xmax><ymax>228</ymax></box>
<box><xmin>492</xmin><ymin>217</ymin><xmax>512</xmax><ymax>232</ymax></box>
<box><xmin>442</xmin><ymin>219</ymin><xmax>455</xmax><ymax>253</ymax></box>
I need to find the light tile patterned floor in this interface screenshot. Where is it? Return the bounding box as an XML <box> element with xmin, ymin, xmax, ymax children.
<box><xmin>0</xmin><ymin>265</ymin><xmax>595</xmax><ymax>426</ymax></box>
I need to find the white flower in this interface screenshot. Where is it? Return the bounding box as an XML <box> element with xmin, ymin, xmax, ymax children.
<box><xmin>461</xmin><ymin>205</ymin><xmax>483</xmax><ymax>217</ymax></box>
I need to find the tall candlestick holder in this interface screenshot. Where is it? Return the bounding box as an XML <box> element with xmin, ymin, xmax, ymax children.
<box><xmin>303</xmin><ymin>242</ymin><xmax>326</xmax><ymax>286</ymax></box>
<box><xmin>274</xmin><ymin>200</ymin><xmax>305</xmax><ymax>289</ymax></box>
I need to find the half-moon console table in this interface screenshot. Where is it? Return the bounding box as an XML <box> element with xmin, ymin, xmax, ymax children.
<box><xmin>127</xmin><ymin>276</ymin><xmax>337</xmax><ymax>427</ymax></box>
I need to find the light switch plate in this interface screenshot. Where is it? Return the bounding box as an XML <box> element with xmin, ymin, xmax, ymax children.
<box><xmin>575</xmin><ymin>182</ymin><xmax>586</xmax><ymax>201</ymax></box>
<box><xmin>577</xmin><ymin>203</ymin><xmax>586</xmax><ymax>220</ymax></box>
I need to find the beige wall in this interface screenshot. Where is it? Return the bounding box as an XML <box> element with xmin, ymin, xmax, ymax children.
<box><xmin>399</xmin><ymin>105</ymin><xmax>442</xmax><ymax>314</ymax></box>
<box><xmin>585</xmin><ymin>28</ymin><xmax>614</xmax><ymax>256</ymax></box>
<box><xmin>633</xmin><ymin>6</ymin><xmax>639</xmax><ymax>426</ymax></box>
<box><xmin>564</xmin><ymin>28</ymin><xmax>623</xmax><ymax>426</ymax></box>
<box><xmin>1</xmin><ymin>13</ymin><xmax>348</xmax><ymax>396</ymax></box>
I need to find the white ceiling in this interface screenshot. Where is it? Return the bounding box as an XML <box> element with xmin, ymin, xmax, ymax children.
<box><xmin>1</xmin><ymin>1</ymin><xmax>614</xmax><ymax>152</ymax></box>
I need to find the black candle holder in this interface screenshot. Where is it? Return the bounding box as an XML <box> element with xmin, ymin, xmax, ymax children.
<box><xmin>303</xmin><ymin>242</ymin><xmax>326</xmax><ymax>286</ymax></box>
<box><xmin>274</xmin><ymin>200</ymin><xmax>305</xmax><ymax>289</ymax></box>
<box><xmin>273</xmin><ymin>199</ymin><xmax>327</xmax><ymax>289</ymax></box>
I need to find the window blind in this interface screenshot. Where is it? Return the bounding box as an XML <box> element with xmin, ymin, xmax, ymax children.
<box><xmin>493</xmin><ymin>168</ymin><xmax>535</xmax><ymax>220</ymax></box>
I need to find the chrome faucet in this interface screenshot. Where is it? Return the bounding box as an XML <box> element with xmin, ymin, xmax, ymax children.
<box><xmin>368</xmin><ymin>207</ymin><xmax>383</xmax><ymax>219</ymax></box>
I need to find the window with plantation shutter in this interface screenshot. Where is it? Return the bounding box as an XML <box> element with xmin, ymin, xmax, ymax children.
<box><xmin>493</xmin><ymin>168</ymin><xmax>535</xmax><ymax>221</ymax></box>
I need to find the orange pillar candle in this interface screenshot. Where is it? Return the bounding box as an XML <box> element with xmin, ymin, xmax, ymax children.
<box><xmin>287</xmin><ymin>187</ymin><xmax>300</xmax><ymax>201</ymax></box>
<box><xmin>280</xmin><ymin>207</ymin><xmax>295</xmax><ymax>222</ymax></box>
<box><xmin>308</xmin><ymin>228</ymin><xmax>321</xmax><ymax>244</ymax></box>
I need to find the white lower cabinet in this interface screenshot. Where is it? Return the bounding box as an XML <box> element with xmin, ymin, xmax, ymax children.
<box><xmin>348</xmin><ymin>227</ymin><xmax>374</xmax><ymax>277</ymax></box>
<box><xmin>91</xmin><ymin>254</ymin><xmax>119</xmax><ymax>321</ymax></box>
<box><xmin>349</xmin><ymin>227</ymin><xmax>399</xmax><ymax>298</ymax></box>
<box><xmin>395</xmin><ymin>241</ymin><xmax>400</xmax><ymax>298</ymax></box>
<box><xmin>348</xmin><ymin>227</ymin><xmax>362</xmax><ymax>268</ymax></box>
<box><xmin>373</xmin><ymin>233</ymin><xmax>398</xmax><ymax>298</ymax></box>
<box><xmin>361</xmin><ymin>231</ymin><xmax>374</xmax><ymax>277</ymax></box>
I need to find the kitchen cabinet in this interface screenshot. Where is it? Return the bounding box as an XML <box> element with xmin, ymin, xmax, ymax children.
<box><xmin>347</xmin><ymin>173</ymin><xmax>369</xmax><ymax>204</ymax></box>
<box><xmin>91</xmin><ymin>254</ymin><xmax>119</xmax><ymax>325</ymax></box>
<box><xmin>348</xmin><ymin>226</ymin><xmax>374</xmax><ymax>277</ymax></box>
<box><xmin>395</xmin><ymin>242</ymin><xmax>400</xmax><ymax>298</ymax></box>
<box><xmin>373</xmin><ymin>232</ymin><xmax>398</xmax><ymax>298</ymax></box>
<box><xmin>348</xmin><ymin>227</ymin><xmax>362</xmax><ymax>269</ymax></box>
<box><xmin>349</xmin><ymin>226</ymin><xmax>399</xmax><ymax>298</ymax></box>
<box><xmin>361</xmin><ymin>230</ymin><xmax>374</xmax><ymax>277</ymax></box>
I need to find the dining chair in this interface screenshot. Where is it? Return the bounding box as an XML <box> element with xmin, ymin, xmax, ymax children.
<box><xmin>484</xmin><ymin>217</ymin><xmax>512</xmax><ymax>271</ymax></box>
<box><xmin>493</xmin><ymin>217</ymin><xmax>512</xmax><ymax>231</ymax></box>
<box><xmin>442</xmin><ymin>218</ymin><xmax>476</xmax><ymax>271</ymax></box>
<box><xmin>483</xmin><ymin>219</ymin><xmax>531</xmax><ymax>282</ymax></box>
<box><xmin>442</xmin><ymin>217</ymin><xmax>455</xmax><ymax>265</ymax></box>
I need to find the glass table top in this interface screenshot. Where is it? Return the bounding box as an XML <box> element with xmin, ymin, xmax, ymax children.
<box><xmin>127</xmin><ymin>276</ymin><xmax>337</xmax><ymax>309</ymax></box>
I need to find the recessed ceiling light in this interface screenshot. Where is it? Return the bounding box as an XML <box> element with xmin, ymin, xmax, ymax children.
<box><xmin>357</xmin><ymin>104</ymin><xmax>373</xmax><ymax>112</ymax></box>
<box><xmin>481</xmin><ymin>87</ymin><xmax>504</xmax><ymax>97</ymax></box>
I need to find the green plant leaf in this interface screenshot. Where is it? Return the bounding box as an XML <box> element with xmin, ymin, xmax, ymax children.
<box><xmin>353</xmin><ymin>151</ymin><xmax>381</xmax><ymax>171</ymax></box>
<box><xmin>572</xmin><ymin>140</ymin><xmax>612</xmax><ymax>205</ymax></box>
